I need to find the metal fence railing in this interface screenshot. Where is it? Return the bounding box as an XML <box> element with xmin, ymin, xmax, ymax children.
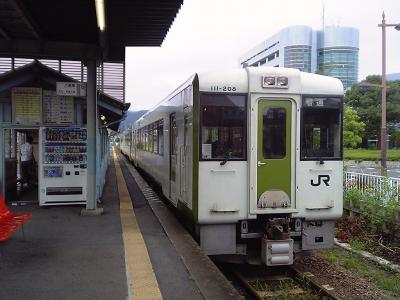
<box><xmin>344</xmin><ymin>171</ymin><xmax>400</xmax><ymax>203</ymax></box>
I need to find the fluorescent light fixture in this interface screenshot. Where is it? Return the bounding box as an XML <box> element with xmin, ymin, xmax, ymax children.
<box><xmin>95</xmin><ymin>0</ymin><xmax>106</xmax><ymax>31</ymax></box>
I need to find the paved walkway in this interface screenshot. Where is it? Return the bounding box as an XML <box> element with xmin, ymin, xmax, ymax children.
<box><xmin>0</xmin><ymin>159</ymin><xmax>128</xmax><ymax>300</ymax></box>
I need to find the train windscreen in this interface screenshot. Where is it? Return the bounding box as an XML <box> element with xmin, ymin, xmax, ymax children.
<box><xmin>200</xmin><ymin>94</ymin><xmax>246</xmax><ymax>160</ymax></box>
<box><xmin>301</xmin><ymin>96</ymin><xmax>343</xmax><ymax>160</ymax></box>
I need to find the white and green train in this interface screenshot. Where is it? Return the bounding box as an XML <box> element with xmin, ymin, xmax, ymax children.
<box><xmin>120</xmin><ymin>67</ymin><xmax>343</xmax><ymax>266</ymax></box>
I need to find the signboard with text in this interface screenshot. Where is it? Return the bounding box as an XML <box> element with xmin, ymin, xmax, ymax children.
<box><xmin>56</xmin><ymin>82</ymin><xmax>86</xmax><ymax>97</ymax></box>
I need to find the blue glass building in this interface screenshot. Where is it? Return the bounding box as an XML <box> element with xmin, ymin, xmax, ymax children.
<box><xmin>240</xmin><ymin>26</ymin><xmax>359</xmax><ymax>90</ymax></box>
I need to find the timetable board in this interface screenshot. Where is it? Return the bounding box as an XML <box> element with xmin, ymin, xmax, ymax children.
<box><xmin>43</xmin><ymin>90</ymin><xmax>74</xmax><ymax>124</ymax></box>
<box><xmin>12</xmin><ymin>87</ymin><xmax>42</xmax><ymax>125</ymax></box>
<box><xmin>58</xmin><ymin>95</ymin><xmax>74</xmax><ymax>124</ymax></box>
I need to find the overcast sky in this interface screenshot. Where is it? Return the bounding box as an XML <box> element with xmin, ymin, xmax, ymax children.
<box><xmin>125</xmin><ymin>0</ymin><xmax>400</xmax><ymax>111</ymax></box>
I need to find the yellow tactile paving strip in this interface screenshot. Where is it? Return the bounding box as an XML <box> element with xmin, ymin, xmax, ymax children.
<box><xmin>113</xmin><ymin>149</ymin><xmax>163</xmax><ymax>300</ymax></box>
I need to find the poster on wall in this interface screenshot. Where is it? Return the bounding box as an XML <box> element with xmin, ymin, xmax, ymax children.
<box><xmin>12</xmin><ymin>87</ymin><xmax>42</xmax><ymax>125</ymax></box>
<box><xmin>43</xmin><ymin>90</ymin><xmax>74</xmax><ymax>124</ymax></box>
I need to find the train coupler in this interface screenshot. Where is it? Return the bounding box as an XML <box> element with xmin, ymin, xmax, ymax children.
<box><xmin>261</xmin><ymin>237</ymin><xmax>294</xmax><ymax>266</ymax></box>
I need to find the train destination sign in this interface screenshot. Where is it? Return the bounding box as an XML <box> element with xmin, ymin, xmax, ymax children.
<box><xmin>56</xmin><ymin>82</ymin><xmax>87</xmax><ymax>97</ymax></box>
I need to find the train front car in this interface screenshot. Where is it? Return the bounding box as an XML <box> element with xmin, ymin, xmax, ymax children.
<box><xmin>196</xmin><ymin>67</ymin><xmax>343</xmax><ymax>266</ymax></box>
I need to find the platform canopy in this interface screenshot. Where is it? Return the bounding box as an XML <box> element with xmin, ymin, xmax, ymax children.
<box><xmin>0</xmin><ymin>0</ymin><xmax>183</xmax><ymax>61</ymax></box>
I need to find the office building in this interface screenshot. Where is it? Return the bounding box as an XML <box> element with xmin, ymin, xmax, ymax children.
<box><xmin>240</xmin><ymin>26</ymin><xmax>359</xmax><ymax>90</ymax></box>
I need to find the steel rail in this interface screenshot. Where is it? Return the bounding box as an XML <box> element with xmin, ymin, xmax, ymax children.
<box><xmin>232</xmin><ymin>265</ymin><xmax>340</xmax><ymax>300</ymax></box>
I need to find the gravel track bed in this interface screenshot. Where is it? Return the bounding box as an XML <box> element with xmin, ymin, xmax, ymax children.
<box><xmin>295</xmin><ymin>252</ymin><xmax>392</xmax><ymax>300</ymax></box>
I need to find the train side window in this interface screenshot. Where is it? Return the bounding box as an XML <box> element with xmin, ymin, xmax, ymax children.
<box><xmin>262</xmin><ymin>108</ymin><xmax>286</xmax><ymax>159</ymax></box>
<box><xmin>145</xmin><ymin>126</ymin><xmax>149</xmax><ymax>151</ymax></box>
<box><xmin>200</xmin><ymin>94</ymin><xmax>246</xmax><ymax>160</ymax></box>
<box><xmin>143</xmin><ymin>127</ymin><xmax>146</xmax><ymax>151</ymax></box>
<box><xmin>158</xmin><ymin>120</ymin><xmax>164</xmax><ymax>155</ymax></box>
<box><xmin>149</xmin><ymin>124</ymin><xmax>154</xmax><ymax>153</ymax></box>
<box><xmin>153</xmin><ymin>123</ymin><xmax>158</xmax><ymax>154</ymax></box>
<box><xmin>138</xmin><ymin>129</ymin><xmax>142</xmax><ymax>149</ymax></box>
<box><xmin>141</xmin><ymin>128</ymin><xmax>145</xmax><ymax>150</ymax></box>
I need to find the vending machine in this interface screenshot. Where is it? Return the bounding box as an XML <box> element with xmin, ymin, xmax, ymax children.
<box><xmin>39</xmin><ymin>127</ymin><xmax>87</xmax><ymax>206</ymax></box>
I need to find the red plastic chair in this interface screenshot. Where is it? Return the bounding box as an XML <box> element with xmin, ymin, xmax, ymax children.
<box><xmin>0</xmin><ymin>230</ymin><xmax>12</xmax><ymax>241</ymax></box>
<box><xmin>0</xmin><ymin>193</ymin><xmax>31</xmax><ymax>241</ymax></box>
<box><xmin>0</xmin><ymin>218</ymin><xmax>15</xmax><ymax>240</ymax></box>
<box><xmin>0</xmin><ymin>193</ymin><xmax>32</xmax><ymax>224</ymax></box>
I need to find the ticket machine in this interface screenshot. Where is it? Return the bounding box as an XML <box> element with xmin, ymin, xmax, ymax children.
<box><xmin>39</xmin><ymin>127</ymin><xmax>87</xmax><ymax>206</ymax></box>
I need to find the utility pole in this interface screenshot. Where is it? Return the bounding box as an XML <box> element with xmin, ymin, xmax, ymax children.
<box><xmin>378</xmin><ymin>12</ymin><xmax>400</xmax><ymax>175</ymax></box>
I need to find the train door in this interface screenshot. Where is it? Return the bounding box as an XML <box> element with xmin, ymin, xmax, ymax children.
<box><xmin>169</xmin><ymin>113</ymin><xmax>178</xmax><ymax>204</ymax></box>
<box><xmin>180</xmin><ymin>115</ymin><xmax>190</xmax><ymax>204</ymax></box>
<box><xmin>256</xmin><ymin>99</ymin><xmax>292</xmax><ymax>209</ymax></box>
<box><xmin>134</xmin><ymin>130</ymin><xmax>138</xmax><ymax>163</ymax></box>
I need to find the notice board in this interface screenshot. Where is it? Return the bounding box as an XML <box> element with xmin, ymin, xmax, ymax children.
<box><xmin>43</xmin><ymin>90</ymin><xmax>74</xmax><ymax>124</ymax></box>
<box><xmin>12</xmin><ymin>87</ymin><xmax>42</xmax><ymax>125</ymax></box>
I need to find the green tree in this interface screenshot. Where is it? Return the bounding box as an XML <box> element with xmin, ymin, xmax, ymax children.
<box><xmin>343</xmin><ymin>106</ymin><xmax>365</xmax><ymax>148</ymax></box>
<box><xmin>345</xmin><ymin>75</ymin><xmax>400</xmax><ymax>147</ymax></box>
<box><xmin>390</xmin><ymin>130</ymin><xmax>400</xmax><ymax>148</ymax></box>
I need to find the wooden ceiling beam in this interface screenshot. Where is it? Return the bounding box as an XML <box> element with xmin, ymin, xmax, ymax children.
<box><xmin>9</xmin><ymin>0</ymin><xmax>43</xmax><ymax>40</ymax></box>
<box><xmin>0</xmin><ymin>26</ymin><xmax>11</xmax><ymax>40</ymax></box>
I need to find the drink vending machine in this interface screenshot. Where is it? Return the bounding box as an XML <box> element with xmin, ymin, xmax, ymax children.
<box><xmin>39</xmin><ymin>127</ymin><xmax>87</xmax><ymax>206</ymax></box>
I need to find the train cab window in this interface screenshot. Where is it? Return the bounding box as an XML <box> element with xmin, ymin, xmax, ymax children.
<box><xmin>301</xmin><ymin>97</ymin><xmax>343</xmax><ymax>160</ymax></box>
<box><xmin>200</xmin><ymin>94</ymin><xmax>246</xmax><ymax>160</ymax></box>
<box><xmin>263</xmin><ymin>108</ymin><xmax>286</xmax><ymax>159</ymax></box>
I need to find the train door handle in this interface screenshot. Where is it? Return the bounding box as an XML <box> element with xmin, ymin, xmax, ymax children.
<box><xmin>257</xmin><ymin>161</ymin><xmax>266</xmax><ymax>167</ymax></box>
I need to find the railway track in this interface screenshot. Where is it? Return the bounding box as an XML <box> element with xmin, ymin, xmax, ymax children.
<box><xmin>231</xmin><ymin>264</ymin><xmax>340</xmax><ymax>300</ymax></box>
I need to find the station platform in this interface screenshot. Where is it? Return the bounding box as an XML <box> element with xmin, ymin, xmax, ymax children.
<box><xmin>0</xmin><ymin>150</ymin><xmax>241</xmax><ymax>300</ymax></box>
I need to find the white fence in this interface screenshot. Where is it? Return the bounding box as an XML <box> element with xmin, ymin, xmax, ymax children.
<box><xmin>344</xmin><ymin>172</ymin><xmax>400</xmax><ymax>203</ymax></box>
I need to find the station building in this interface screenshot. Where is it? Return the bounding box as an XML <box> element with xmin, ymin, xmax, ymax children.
<box><xmin>0</xmin><ymin>59</ymin><xmax>129</xmax><ymax>205</ymax></box>
<box><xmin>239</xmin><ymin>25</ymin><xmax>359</xmax><ymax>90</ymax></box>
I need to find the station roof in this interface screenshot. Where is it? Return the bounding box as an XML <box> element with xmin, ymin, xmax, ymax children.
<box><xmin>0</xmin><ymin>60</ymin><xmax>130</xmax><ymax>130</ymax></box>
<box><xmin>0</xmin><ymin>0</ymin><xmax>183</xmax><ymax>61</ymax></box>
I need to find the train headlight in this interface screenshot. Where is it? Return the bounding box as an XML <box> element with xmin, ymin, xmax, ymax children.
<box><xmin>262</xmin><ymin>76</ymin><xmax>276</xmax><ymax>87</ymax></box>
<box><xmin>277</xmin><ymin>76</ymin><xmax>288</xmax><ymax>87</ymax></box>
<box><xmin>262</xmin><ymin>76</ymin><xmax>289</xmax><ymax>88</ymax></box>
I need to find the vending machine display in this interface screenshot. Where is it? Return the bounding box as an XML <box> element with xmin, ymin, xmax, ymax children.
<box><xmin>39</xmin><ymin>127</ymin><xmax>87</xmax><ymax>206</ymax></box>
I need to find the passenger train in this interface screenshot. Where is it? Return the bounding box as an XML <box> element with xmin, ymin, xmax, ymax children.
<box><xmin>120</xmin><ymin>67</ymin><xmax>343</xmax><ymax>266</ymax></box>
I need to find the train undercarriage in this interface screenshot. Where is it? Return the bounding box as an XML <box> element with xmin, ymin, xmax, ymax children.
<box><xmin>206</xmin><ymin>217</ymin><xmax>335</xmax><ymax>266</ymax></box>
